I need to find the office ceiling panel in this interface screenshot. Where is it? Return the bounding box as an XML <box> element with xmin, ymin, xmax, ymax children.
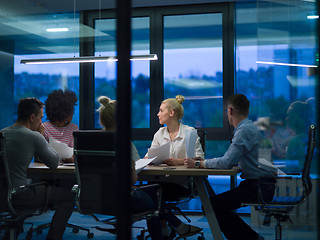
<box><xmin>0</xmin><ymin>0</ymin><xmax>317</xmax><ymax>56</ymax></box>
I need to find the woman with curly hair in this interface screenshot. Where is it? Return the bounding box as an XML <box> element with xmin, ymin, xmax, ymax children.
<box><xmin>43</xmin><ymin>89</ymin><xmax>79</xmax><ymax>154</ymax></box>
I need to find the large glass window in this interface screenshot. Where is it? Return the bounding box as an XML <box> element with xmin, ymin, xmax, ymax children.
<box><xmin>14</xmin><ymin>54</ymin><xmax>80</xmax><ymax>126</ymax></box>
<box><xmin>94</xmin><ymin>17</ymin><xmax>150</xmax><ymax>129</ymax></box>
<box><xmin>236</xmin><ymin>1</ymin><xmax>318</xmax><ymax>175</ymax></box>
<box><xmin>163</xmin><ymin>13</ymin><xmax>223</xmax><ymax>128</ymax></box>
<box><xmin>11</xmin><ymin>13</ymin><xmax>80</xmax><ymax>126</ymax></box>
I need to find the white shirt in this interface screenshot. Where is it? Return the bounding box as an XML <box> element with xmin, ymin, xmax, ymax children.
<box><xmin>145</xmin><ymin>123</ymin><xmax>204</xmax><ymax>159</ymax></box>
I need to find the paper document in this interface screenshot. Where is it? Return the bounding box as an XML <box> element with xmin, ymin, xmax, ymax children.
<box><xmin>147</xmin><ymin>142</ymin><xmax>170</xmax><ymax>165</ymax></box>
<box><xmin>258</xmin><ymin>158</ymin><xmax>285</xmax><ymax>175</ymax></box>
<box><xmin>135</xmin><ymin>157</ymin><xmax>156</xmax><ymax>174</ymax></box>
<box><xmin>185</xmin><ymin>128</ymin><xmax>198</xmax><ymax>158</ymax></box>
<box><xmin>62</xmin><ymin>163</ymin><xmax>75</xmax><ymax>166</ymax></box>
<box><xmin>49</xmin><ymin>137</ymin><xmax>73</xmax><ymax>159</ymax></box>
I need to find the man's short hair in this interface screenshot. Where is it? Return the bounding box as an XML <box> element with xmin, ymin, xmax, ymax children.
<box><xmin>227</xmin><ymin>94</ymin><xmax>249</xmax><ymax>116</ymax></box>
<box><xmin>17</xmin><ymin>97</ymin><xmax>44</xmax><ymax>122</ymax></box>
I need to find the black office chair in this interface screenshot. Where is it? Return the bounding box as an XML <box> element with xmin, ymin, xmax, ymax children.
<box><xmin>243</xmin><ymin>124</ymin><xmax>317</xmax><ymax>240</ymax></box>
<box><xmin>73</xmin><ymin>130</ymin><xmax>162</xmax><ymax>240</ymax></box>
<box><xmin>0</xmin><ymin>132</ymin><xmax>49</xmax><ymax>240</ymax></box>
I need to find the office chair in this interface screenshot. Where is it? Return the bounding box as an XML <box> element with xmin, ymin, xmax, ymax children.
<box><xmin>243</xmin><ymin>124</ymin><xmax>317</xmax><ymax>240</ymax></box>
<box><xmin>0</xmin><ymin>132</ymin><xmax>49</xmax><ymax>240</ymax></box>
<box><xmin>24</xmin><ymin>214</ymin><xmax>94</xmax><ymax>239</ymax></box>
<box><xmin>73</xmin><ymin>130</ymin><xmax>162</xmax><ymax>240</ymax></box>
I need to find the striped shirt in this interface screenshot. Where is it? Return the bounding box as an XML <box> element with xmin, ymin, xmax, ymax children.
<box><xmin>43</xmin><ymin>121</ymin><xmax>79</xmax><ymax>148</ymax></box>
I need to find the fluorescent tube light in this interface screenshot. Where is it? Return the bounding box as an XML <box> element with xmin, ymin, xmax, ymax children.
<box><xmin>46</xmin><ymin>28</ymin><xmax>69</xmax><ymax>32</ymax></box>
<box><xmin>307</xmin><ymin>15</ymin><xmax>319</xmax><ymax>19</ymax></box>
<box><xmin>20</xmin><ymin>54</ymin><xmax>158</xmax><ymax>64</ymax></box>
<box><xmin>256</xmin><ymin>61</ymin><xmax>318</xmax><ymax>68</ymax></box>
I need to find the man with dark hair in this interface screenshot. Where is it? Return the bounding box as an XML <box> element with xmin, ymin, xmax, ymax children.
<box><xmin>185</xmin><ymin>94</ymin><xmax>276</xmax><ymax>240</ymax></box>
<box><xmin>0</xmin><ymin>97</ymin><xmax>74</xmax><ymax>240</ymax></box>
<box><xmin>17</xmin><ymin>97</ymin><xmax>44</xmax><ymax>123</ymax></box>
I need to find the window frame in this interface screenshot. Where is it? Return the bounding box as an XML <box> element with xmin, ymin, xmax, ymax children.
<box><xmin>80</xmin><ymin>3</ymin><xmax>235</xmax><ymax>141</ymax></box>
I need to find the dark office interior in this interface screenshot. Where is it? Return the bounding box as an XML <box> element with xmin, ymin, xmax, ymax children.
<box><xmin>0</xmin><ymin>0</ymin><xmax>319</xmax><ymax>239</ymax></box>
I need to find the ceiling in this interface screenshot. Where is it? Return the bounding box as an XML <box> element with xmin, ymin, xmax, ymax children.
<box><xmin>0</xmin><ymin>0</ymin><xmax>317</xmax><ymax>56</ymax></box>
<box><xmin>1</xmin><ymin>0</ymin><xmax>238</xmax><ymax>15</ymax></box>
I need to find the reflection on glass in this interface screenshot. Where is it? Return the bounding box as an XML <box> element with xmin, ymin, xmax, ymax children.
<box><xmin>163</xmin><ymin>13</ymin><xmax>223</xmax><ymax>128</ymax></box>
<box><xmin>94</xmin><ymin>17</ymin><xmax>150</xmax><ymax>129</ymax></box>
<box><xmin>236</xmin><ymin>1</ymin><xmax>317</xmax><ymax>174</ymax></box>
<box><xmin>14</xmin><ymin>54</ymin><xmax>80</xmax><ymax>126</ymax></box>
<box><xmin>132</xmin><ymin>140</ymin><xmax>152</xmax><ymax>159</ymax></box>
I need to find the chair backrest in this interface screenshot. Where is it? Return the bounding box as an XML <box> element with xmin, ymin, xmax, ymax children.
<box><xmin>73</xmin><ymin>130</ymin><xmax>118</xmax><ymax>216</ymax></box>
<box><xmin>196</xmin><ymin>129</ymin><xmax>206</xmax><ymax>155</ymax></box>
<box><xmin>301</xmin><ymin>124</ymin><xmax>316</xmax><ymax>198</ymax></box>
<box><xmin>0</xmin><ymin>132</ymin><xmax>11</xmax><ymax>213</ymax></box>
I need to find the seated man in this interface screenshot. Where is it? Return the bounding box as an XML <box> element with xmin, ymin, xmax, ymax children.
<box><xmin>0</xmin><ymin>97</ymin><xmax>74</xmax><ymax>240</ymax></box>
<box><xmin>185</xmin><ymin>94</ymin><xmax>277</xmax><ymax>240</ymax></box>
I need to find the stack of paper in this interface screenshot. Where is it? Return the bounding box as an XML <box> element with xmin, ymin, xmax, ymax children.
<box><xmin>49</xmin><ymin>137</ymin><xmax>73</xmax><ymax>159</ymax></box>
<box><xmin>147</xmin><ymin>142</ymin><xmax>170</xmax><ymax>165</ymax></box>
<box><xmin>135</xmin><ymin>157</ymin><xmax>156</xmax><ymax>174</ymax></box>
<box><xmin>184</xmin><ymin>128</ymin><xmax>198</xmax><ymax>158</ymax></box>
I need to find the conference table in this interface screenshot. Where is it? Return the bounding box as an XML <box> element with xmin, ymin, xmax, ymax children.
<box><xmin>28</xmin><ymin>162</ymin><xmax>241</xmax><ymax>240</ymax></box>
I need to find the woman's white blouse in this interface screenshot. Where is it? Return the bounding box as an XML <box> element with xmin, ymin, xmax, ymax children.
<box><xmin>145</xmin><ymin>123</ymin><xmax>204</xmax><ymax>159</ymax></box>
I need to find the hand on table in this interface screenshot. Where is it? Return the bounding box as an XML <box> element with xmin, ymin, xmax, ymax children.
<box><xmin>163</xmin><ymin>158</ymin><xmax>183</xmax><ymax>166</ymax></box>
<box><xmin>184</xmin><ymin>157</ymin><xmax>203</xmax><ymax>168</ymax></box>
<box><xmin>61</xmin><ymin>156</ymin><xmax>74</xmax><ymax>163</ymax></box>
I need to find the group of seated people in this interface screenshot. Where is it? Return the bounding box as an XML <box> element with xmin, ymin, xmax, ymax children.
<box><xmin>0</xmin><ymin>91</ymin><xmax>277</xmax><ymax>240</ymax></box>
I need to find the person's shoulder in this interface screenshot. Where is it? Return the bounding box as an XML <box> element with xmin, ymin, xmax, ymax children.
<box><xmin>19</xmin><ymin>127</ymin><xmax>44</xmax><ymax>139</ymax></box>
<box><xmin>43</xmin><ymin>122</ymin><xmax>54</xmax><ymax>131</ymax></box>
<box><xmin>156</xmin><ymin>126</ymin><xmax>167</xmax><ymax>133</ymax></box>
<box><xmin>237</xmin><ymin>119</ymin><xmax>259</xmax><ymax>135</ymax></box>
<box><xmin>29</xmin><ymin>129</ymin><xmax>45</xmax><ymax>138</ymax></box>
<box><xmin>180</xmin><ymin>123</ymin><xmax>195</xmax><ymax>131</ymax></box>
<box><xmin>153</xmin><ymin>126</ymin><xmax>168</xmax><ymax>138</ymax></box>
<box><xmin>238</xmin><ymin>119</ymin><xmax>255</xmax><ymax>129</ymax></box>
<box><xmin>43</xmin><ymin>121</ymin><xmax>51</xmax><ymax>127</ymax></box>
<box><xmin>68</xmin><ymin>122</ymin><xmax>79</xmax><ymax>131</ymax></box>
<box><xmin>0</xmin><ymin>126</ymin><xmax>10</xmax><ymax>132</ymax></box>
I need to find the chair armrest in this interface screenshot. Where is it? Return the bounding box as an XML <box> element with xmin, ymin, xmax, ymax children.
<box><xmin>276</xmin><ymin>175</ymin><xmax>293</xmax><ymax>180</ymax></box>
<box><xmin>135</xmin><ymin>183</ymin><xmax>159</xmax><ymax>190</ymax></box>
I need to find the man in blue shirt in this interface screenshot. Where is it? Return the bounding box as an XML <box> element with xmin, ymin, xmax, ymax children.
<box><xmin>185</xmin><ymin>94</ymin><xmax>276</xmax><ymax>240</ymax></box>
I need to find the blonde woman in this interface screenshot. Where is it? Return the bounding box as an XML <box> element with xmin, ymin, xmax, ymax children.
<box><xmin>145</xmin><ymin>95</ymin><xmax>203</xmax><ymax>239</ymax></box>
<box><xmin>145</xmin><ymin>95</ymin><xmax>204</xmax><ymax>165</ymax></box>
<box><xmin>97</xmin><ymin>96</ymin><xmax>162</xmax><ymax>240</ymax></box>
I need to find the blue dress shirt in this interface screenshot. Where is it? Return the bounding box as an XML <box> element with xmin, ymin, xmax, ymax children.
<box><xmin>204</xmin><ymin>118</ymin><xmax>276</xmax><ymax>179</ymax></box>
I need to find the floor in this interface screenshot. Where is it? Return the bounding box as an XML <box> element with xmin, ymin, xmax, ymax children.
<box><xmin>3</xmin><ymin>211</ymin><xmax>317</xmax><ymax>240</ymax></box>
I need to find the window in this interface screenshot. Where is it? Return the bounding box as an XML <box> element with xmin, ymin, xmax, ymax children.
<box><xmin>12</xmin><ymin>13</ymin><xmax>80</xmax><ymax>126</ymax></box>
<box><xmin>14</xmin><ymin>54</ymin><xmax>80</xmax><ymax>126</ymax></box>
<box><xmin>84</xmin><ymin>4</ymin><xmax>233</xmax><ymax>142</ymax></box>
<box><xmin>235</xmin><ymin>1</ymin><xmax>318</xmax><ymax>174</ymax></box>
<box><xmin>163</xmin><ymin>13</ymin><xmax>223</xmax><ymax>128</ymax></box>
<box><xmin>94</xmin><ymin>17</ymin><xmax>151</xmax><ymax>129</ymax></box>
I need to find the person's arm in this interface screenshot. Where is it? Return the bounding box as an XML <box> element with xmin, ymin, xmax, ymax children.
<box><xmin>195</xmin><ymin>136</ymin><xmax>205</xmax><ymax>159</ymax></box>
<box><xmin>184</xmin><ymin>157</ymin><xmax>205</xmax><ymax>168</ymax></box>
<box><xmin>203</xmin><ymin>126</ymin><xmax>254</xmax><ymax>169</ymax></box>
<box><xmin>163</xmin><ymin>158</ymin><xmax>184</xmax><ymax>166</ymax></box>
<box><xmin>204</xmin><ymin>140</ymin><xmax>244</xmax><ymax>169</ymax></box>
<box><xmin>131</xmin><ymin>160</ymin><xmax>138</xmax><ymax>184</ymax></box>
<box><xmin>34</xmin><ymin>132</ymin><xmax>60</xmax><ymax>169</ymax></box>
<box><xmin>144</xmin><ymin>129</ymin><xmax>163</xmax><ymax>158</ymax></box>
